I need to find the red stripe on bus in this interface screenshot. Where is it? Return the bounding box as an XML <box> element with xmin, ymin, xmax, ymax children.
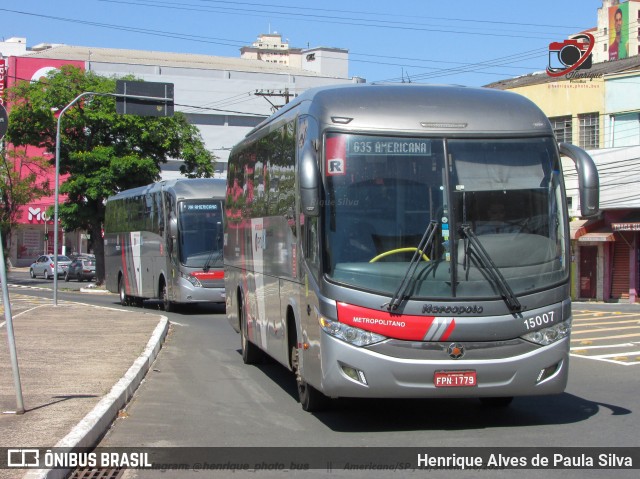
<box><xmin>337</xmin><ymin>302</ymin><xmax>435</xmax><ymax>341</ymax></box>
<box><xmin>440</xmin><ymin>319</ymin><xmax>457</xmax><ymax>341</ymax></box>
<box><xmin>191</xmin><ymin>271</ymin><xmax>224</xmax><ymax>280</ymax></box>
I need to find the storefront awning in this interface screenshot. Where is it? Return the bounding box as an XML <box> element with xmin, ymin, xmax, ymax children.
<box><xmin>570</xmin><ymin>219</ymin><xmax>588</xmax><ymax>240</ymax></box>
<box><xmin>578</xmin><ymin>230</ymin><xmax>616</xmax><ymax>242</ymax></box>
<box><xmin>570</xmin><ymin>218</ymin><xmax>604</xmax><ymax>240</ymax></box>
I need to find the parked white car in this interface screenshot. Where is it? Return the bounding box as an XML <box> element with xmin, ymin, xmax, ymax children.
<box><xmin>29</xmin><ymin>255</ymin><xmax>72</xmax><ymax>279</ymax></box>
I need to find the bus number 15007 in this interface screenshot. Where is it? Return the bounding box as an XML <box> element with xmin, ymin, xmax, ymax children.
<box><xmin>523</xmin><ymin>311</ymin><xmax>555</xmax><ymax>330</ymax></box>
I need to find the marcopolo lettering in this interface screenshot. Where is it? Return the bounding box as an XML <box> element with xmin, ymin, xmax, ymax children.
<box><xmin>422</xmin><ymin>304</ymin><xmax>484</xmax><ymax>314</ymax></box>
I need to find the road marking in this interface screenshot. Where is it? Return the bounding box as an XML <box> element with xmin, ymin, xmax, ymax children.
<box><xmin>571</xmin><ymin>342</ymin><xmax>640</xmax><ymax>350</ymax></box>
<box><xmin>571</xmin><ymin>319</ymin><xmax>640</xmax><ymax>327</ymax></box>
<box><xmin>571</xmin><ymin>310</ymin><xmax>640</xmax><ymax>365</ymax></box>
<box><xmin>572</xmin><ymin>325</ymin><xmax>640</xmax><ymax>334</ymax></box>
<box><xmin>573</xmin><ymin>332</ymin><xmax>640</xmax><ymax>342</ymax></box>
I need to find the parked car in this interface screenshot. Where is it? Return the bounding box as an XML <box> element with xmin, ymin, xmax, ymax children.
<box><xmin>64</xmin><ymin>257</ymin><xmax>96</xmax><ymax>282</ymax></box>
<box><xmin>69</xmin><ymin>253</ymin><xmax>95</xmax><ymax>261</ymax></box>
<box><xmin>29</xmin><ymin>255</ymin><xmax>72</xmax><ymax>279</ymax></box>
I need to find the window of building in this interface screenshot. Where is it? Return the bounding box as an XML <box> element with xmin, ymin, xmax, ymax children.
<box><xmin>579</xmin><ymin>113</ymin><xmax>600</xmax><ymax>149</ymax></box>
<box><xmin>549</xmin><ymin>115</ymin><xmax>573</xmax><ymax>143</ymax></box>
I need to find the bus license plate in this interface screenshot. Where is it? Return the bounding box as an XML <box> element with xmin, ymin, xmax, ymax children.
<box><xmin>434</xmin><ymin>371</ymin><xmax>477</xmax><ymax>388</ymax></box>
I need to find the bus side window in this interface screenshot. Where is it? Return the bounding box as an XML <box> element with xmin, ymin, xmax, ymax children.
<box><xmin>303</xmin><ymin>216</ymin><xmax>320</xmax><ymax>278</ymax></box>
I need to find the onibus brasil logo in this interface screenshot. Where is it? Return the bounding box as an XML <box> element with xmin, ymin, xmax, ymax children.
<box><xmin>546</xmin><ymin>32</ymin><xmax>595</xmax><ymax>77</ymax></box>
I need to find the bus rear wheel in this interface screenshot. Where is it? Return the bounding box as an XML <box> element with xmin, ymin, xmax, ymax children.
<box><xmin>290</xmin><ymin>344</ymin><xmax>328</xmax><ymax>412</ymax></box>
<box><xmin>118</xmin><ymin>276</ymin><xmax>130</xmax><ymax>306</ymax></box>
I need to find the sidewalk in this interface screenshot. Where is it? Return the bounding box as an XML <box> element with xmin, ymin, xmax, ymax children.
<box><xmin>0</xmin><ymin>293</ymin><xmax>169</xmax><ymax>479</ymax></box>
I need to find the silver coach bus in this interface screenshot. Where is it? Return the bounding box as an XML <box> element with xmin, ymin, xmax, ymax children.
<box><xmin>105</xmin><ymin>178</ymin><xmax>226</xmax><ymax>311</ymax></box>
<box><xmin>224</xmin><ymin>83</ymin><xmax>599</xmax><ymax>411</ymax></box>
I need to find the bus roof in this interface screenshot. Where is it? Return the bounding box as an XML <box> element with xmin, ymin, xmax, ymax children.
<box><xmin>107</xmin><ymin>178</ymin><xmax>226</xmax><ymax>202</ymax></box>
<box><xmin>245</xmin><ymin>83</ymin><xmax>553</xmax><ymax>138</ymax></box>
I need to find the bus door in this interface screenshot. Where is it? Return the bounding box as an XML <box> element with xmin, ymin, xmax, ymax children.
<box><xmin>249</xmin><ymin>218</ymin><xmax>270</xmax><ymax>351</ymax></box>
<box><xmin>129</xmin><ymin>231</ymin><xmax>144</xmax><ymax>297</ymax></box>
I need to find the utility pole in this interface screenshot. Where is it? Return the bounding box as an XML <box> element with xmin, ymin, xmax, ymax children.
<box><xmin>254</xmin><ymin>88</ymin><xmax>296</xmax><ymax>112</ymax></box>
<box><xmin>0</xmin><ymin>103</ymin><xmax>25</xmax><ymax>415</ymax></box>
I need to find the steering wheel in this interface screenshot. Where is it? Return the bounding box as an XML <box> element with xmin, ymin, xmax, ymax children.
<box><xmin>369</xmin><ymin>247</ymin><xmax>430</xmax><ymax>263</ymax></box>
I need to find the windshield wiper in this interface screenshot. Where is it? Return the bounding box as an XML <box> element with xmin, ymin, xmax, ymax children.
<box><xmin>459</xmin><ymin>224</ymin><xmax>522</xmax><ymax>313</ymax></box>
<box><xmin>203</xmin><ymin>249</ymin><xmax>223</xmax><ymax>272</ymax></box>
<box><xmin>385</xmin><ymin>220</ymin><xmax>438</xmax><ymax>312</ymax></box>
<box><xmin>204</xmin><ymin>223</ymin><xmax>223</xmax><ymax>272</ymax></box>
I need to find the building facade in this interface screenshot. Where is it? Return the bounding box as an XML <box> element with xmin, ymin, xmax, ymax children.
<box><xmin>485</xmin><ymin>2</ymin><xmax>640</xmax><ymax>303</ymax></box>
<box><xmin>240</xmin><ymin>32</ymin><xmax>350</xmax><ymax>79</ymax></box>
<box><xmin>1</xmin><ymin>36</ymin><xmax>361</xmax><ymax>267</ymax></box>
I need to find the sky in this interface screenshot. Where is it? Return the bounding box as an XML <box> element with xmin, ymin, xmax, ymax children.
<box><xmin>2</xmin><ymin>0</ymin><xmax>603</xmax><ymax>87</ymax></box>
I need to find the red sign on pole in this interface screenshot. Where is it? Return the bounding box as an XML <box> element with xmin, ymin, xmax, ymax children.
<box><xmin>0</xmin><ymin>58</ymin><xmax>6</xmax><ymax>106</ymax></box>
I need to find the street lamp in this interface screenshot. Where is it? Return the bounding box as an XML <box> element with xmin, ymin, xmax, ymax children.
<box><xmin>53</xmin><ymin>92</ymin><xmax>96</xmax><ymax>306</ymax></box>
<box><xmin>51</xmin><ymin>85</ymin><xmax>173</xmax><ymax>305</ymax></box>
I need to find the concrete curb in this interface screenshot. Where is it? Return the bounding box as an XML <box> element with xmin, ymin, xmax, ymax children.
<box><xmin>78</xmin><ymin>287</ymin><xmax>110</xmax><ymax>294</ymax></box>
<box><xmin>23</xmin><ymin>315</ymin><xmax>170</xmax><ymax>479</ymax></box>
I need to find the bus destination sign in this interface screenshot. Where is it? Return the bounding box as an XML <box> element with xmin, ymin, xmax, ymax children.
<box><xmin>348</xmin><ymin>137</ymin><xmax>432</xmax><ymax>156</ymax></box>
<box><xmin>186</xmin><ymin>203</ymin><xmax>218</xmax><ymax>211</ymax></box>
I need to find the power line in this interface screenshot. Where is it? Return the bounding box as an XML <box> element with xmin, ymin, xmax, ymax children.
<box><xmin>98</xmin><ymin>0</ymin><xmax>574</xmax><ymax>41</ymax></box>
<box><xmin>0</xmin><ymin>8</ymin><xmax>249</xmax><ymax>48</ymax></box>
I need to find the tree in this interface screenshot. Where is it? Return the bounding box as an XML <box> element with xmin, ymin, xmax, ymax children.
<box><xmin>6</xmin><ymin>65</ymin><xmax>216</xmax><ymax>282</ymax></box>
<box><xmin>0</xmin><ymin>147</ymin><xmax>51</xmax><ymax>268</ymax></box>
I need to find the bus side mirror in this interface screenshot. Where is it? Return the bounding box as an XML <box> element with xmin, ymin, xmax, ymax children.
<box><xmin>559</xmin><ymin>143</ymin><xmax>599</xmax><ymax>218</ymax></box>
<box><xmin>300</xmin><ymin>142</ymin><xmax>320</xmax><ymax>217</ymax></box>
<box><xmin>169</xmin><ymin>217</ymin><xmax>178</xmax><ymax>239</ymax></box>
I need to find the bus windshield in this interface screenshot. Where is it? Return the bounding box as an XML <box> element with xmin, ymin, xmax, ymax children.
<box><xmin>323</xmin><ymin>133</ymin><xmax>567</xmax><ymax>302</ymax></box>
<box><xmin>178</xmin><ymin>200</ymin><xmax>224</xmax><ymax>268</ymax></box>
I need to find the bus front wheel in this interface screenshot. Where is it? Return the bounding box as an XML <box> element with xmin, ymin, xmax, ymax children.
<box><xmin>240</xmin><ymin>302</ymin><xmax>263</xmax><ymax>364</ymax></box>
<box><xmin>161</xmin><ymin>281</ymin><xmax>174</xmax><ymax>312</ymax></box>
<box><xmin>290</xmin><ymin>344</ymin><xmax>328</xmax><ymax>412</ymax></box>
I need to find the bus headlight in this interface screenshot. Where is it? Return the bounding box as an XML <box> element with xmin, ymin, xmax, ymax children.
<box><xmin>521</xmin><ymin>319</ymin><xmax>571</xmax><ymax>346</ymax></box>
<box><xmin>319</xmin><ymin>316</ymin><xmax>386</xmax><ymax>347</ymax></box>
<box><xmin>180</xmin><ymin>272</ymin><xmax>202</xmax><ymax>287</ymax></box>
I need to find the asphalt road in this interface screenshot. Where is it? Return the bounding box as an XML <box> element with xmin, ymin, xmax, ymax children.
<box><xmin>5</xmin><ymin>270</ymin><xmax>640</xmax><ymax>478</ymax></box>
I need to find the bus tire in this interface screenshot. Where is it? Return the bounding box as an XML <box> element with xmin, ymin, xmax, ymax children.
<box><xmin>240</xmin><ymin>301</ymin><xmax>263</xmax><ymax>364</ymax></box>
<box><xmin>290</xmin><ymin>344</ymin><xmax>328</xmax><ymax>412</ymax></box>
<box><xmin>161</xmin><ymin>280</ymin><xmax>174</xmax><ymax>312</ymax></box>
<box><xmin>118</xmin><ymin>276</ymin><xmax>130</xmax><ymax>306</ymax></box>
<box><xmin>480</xmin><ymin>397</ymin><xmax>514</xmax><ymax>408</ymax></box>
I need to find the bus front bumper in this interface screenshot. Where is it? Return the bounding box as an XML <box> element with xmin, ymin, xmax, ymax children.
<box><xmin>316</xmin><ymin>333</ymin><xmax>569</xmax><ymax>399</ymax></box>
<box><xmin>175</xmin><ymin>277</ymin><xmax>226</xmax><ymax>304</ymax></box>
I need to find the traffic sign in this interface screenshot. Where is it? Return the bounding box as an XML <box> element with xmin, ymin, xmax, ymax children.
<box><xmin>115</xmin><ymin>80</ymin><xmax>174</xmax><ymax>117</ymax></box>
